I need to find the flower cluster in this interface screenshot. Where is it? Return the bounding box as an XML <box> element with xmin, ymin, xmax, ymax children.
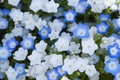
<box><xmin>0</xmin><ymin>0</ymin><xmax>120</xmax><ymax>80</ymax></box>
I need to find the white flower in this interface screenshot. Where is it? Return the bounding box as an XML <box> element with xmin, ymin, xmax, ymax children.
<box><xmin>49</xmin><ymin>54</ymin><xmax>63</xmax><ymax>67</ymax></box>
<box><xmin>60</xmin><ymin>32</ymin><xmax>72</xmax><ymax>41</ymax></box>
<box><xmin>6</xmin><ymin>67</ymin><xmax>18</xmax><ymax>80</ymax></box>
<box><xmin>35</xmin><ymin>40</ymin><xmax>47</xmax><ymax>52</ymax></box>
<box><xmin>0</xmin><ymin>60</ymin><xmax>9</xmax><ymax>72</ymax></box>
<box><xmin>45</xmin><ymin>0</ymin><xmax>59</xmax><ymax>13</ymax></box>
<box><xmin>14</xmin><ymin>47</ymin><xmax>28</xmax><ymax>61</ymax></box>
<box><xmin>36</xmin><ymin>75</ymin><xmax>47</xmax><ymax>80</ymax></box>
<box><xmin>12</xmin><ymin>27</ymin><xmax>23</xmax><ymax>37</ymax></box>
<box><xmin>100</xmin><ymin>37</ymin><xmax>115</xmax><ymax>49</ymax></box>
<box><xmin>89</xmin><ymin>27</ymin><xmax>97</xmax><ymax>37</ymax></box>
<box><xmin>49</xmin><ymin>19</ymin><xmax>64</xmax><ymax>32</ymax></box>
<box><xmin>28</xmin><ymin>50</ymin><xmax>43</xmax><ymax>65</ymax></box>
<box><xmin>82</xmin><ymin>38</ymin><xmax>98</xmax><ymax>55</ymax></box>
<box><xmin>62</xmin><ymin>58</ymin><xmax>76</xmax><ymax>75</ymax></box>
<box><xmin>69</xmin><ymin>41</ymin><xmax>81</xmax><ymax>54</ymax></box>
<box><xmin>36</xmin><ymin>18</ymin><xmax>47</xmax><ymax>30</ymax></box>
<box><xmin>85</xmin><ymin>65</ymin><xmax>97</xmax><ymax>77</ymax></box>
<box><xmin>67</xmin><ymin>0</ymin><xmax>79</xmax><ymax>7</ymax></box>
<box><xmin>89</xmin><ymin>71</ymin><xmax>100</xmax><ymax>80</ymax></box>
<box><xmin>26</xmin><ymin>66</ymin><xmax>37</xmax><ymax>78</ymax></box>
<box><xmin>9</xmin><ymin>8</ymin><xmax>23</xmax><ymax>22</ymax></box>
<box><xmin>61</xmin><ymin>76</ymin><xmax>70</xmax><ymax>80</ymax></box>
<box><xmin>8</xmin><ymin>0</ymin><xmax>20</xmax><ymax>6</ymax></box>
<box><xmin>48</xmin><ymin>31</ymin><xmax>59</xmax><ymax>40</ymax></box>
<box><xmin>55</xmin><ymin>37</ymin><xmax>70</xmax><ymax>52</ymax></box>
<box><xmin>75</xmin><ymin>58</ymin><xmax>89</xmax><ymax>72</ymax></box>
<box><xmin>29</xmin><ymin>0</ymin><xmax>42</xmax><ymax>12</ymax></box>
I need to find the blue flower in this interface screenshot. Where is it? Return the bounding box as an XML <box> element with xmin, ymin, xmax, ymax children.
<box><xmin>0</xmin><ymin>47</ymin><xmax>11</xmax><ymax>60</ymax></box>
<box><xmin>104</xmin><ymin>58</ymin><xmax>120</xmax><ymax>75</ymax></box>
<box><xmin>2</xmin><ymin>8</ymin><xmax>10</xmax><ymax>16</ymax></box>
<box><xmin>63</xmin><ymin>10</ymin><xmax>77</xmax><ymax>22</ymax></box>
<box><xmin>14</xmin><ymin>63</ymin><xmax>26</xmax><ymax>77</ymax></box>
<box><xmin>20</xmin><ymin>38</ymin><xmax>34</xmax><ymax>49</ymax></box>
<box><xmin>96</xmin><ymin>22</ymin><xmax>109</xmax><ymax>34</ymax></box>
<box><xmin>107</xmin><ymin>43</ymin><xmax>120</xmax><ymax>58</ymax></box>
<box><xmin>56</xmin><ymin>66</ymin><xmax>67</xmax><ymax>76</ymax></box>
<box><xmin>0</xmin><ymin>18</ymin><xmax>8</xmax><ymax>29</ymax></box>
<box><xmin>73</xmin><ymin>23</ymin><xmax>90</xmax><ymax>39</ymax></box>
<box><xmin>99</xmin><ymin>14</ymin><xmax>110</xmax><ymax>21</ymax></box>
<box><xmin>38</xmin><ymin>26</ymin><xmax>51</xmax><ymax>40</ymax></box>
<box><xmin>0</xmin><ymin>73</ymin><xmax>3</xmax><ymax>79</ymax></box>
<box><xmin>46</xmin><ymin>69</ymin><xmax>59</xmax><ymax>80</ymax></box>
<box><xmin>114</xmin><ymin>72</ymin><xmax>120</xmax><ymax>80</ymax></box>
<box><xmin>5</xmin><ymin>38</ymin><xmax>18</xmax><ymax>51</ymax></box>
<box><xmin>112</xmin><ymin>19</ymin><xmax>120</xmax><ymax>32</ymax></box>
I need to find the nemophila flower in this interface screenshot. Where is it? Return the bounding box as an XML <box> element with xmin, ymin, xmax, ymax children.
<box><xmin>5</xmin><ymin>38</ymin><xmax>18</xmax><ymax>51</ymax></box>
<box><xmin>110</xmin><ymin>4</ymin><xmax>118</xmax><ymax>11</ymax></box>
<box><xmin>104</xmin><ymin>58</ymin><xmax>120</xmax><ymax>75</ymax></box>
<box><xmin>0</xmin><ymin>60</ymin><xmax>9</xmax><ymax>73</ymax></box>
<box><xmin>114</xmin><ymin>72</ymin><xmax>120</xmax><ymax>80</ymax></box>
<box><xmin>49</xmin><ymin>54</ymin><xmax>63</xmax><ymax>67</ymax></box>
<box><xmin>107</xmin><ymin>43</ymin><xmax>120</xmax><ymax>58</ymax></box>
<box><xmin>75</xmin><ymin>58</ymin><xmax>89</xmax><ymax>72</ymax></box>
<box><xmin>11</xmin><ymin>27</ymin><xmax>23</xmax><ymax>37</ymax></box>
<box><xmin>49</xmin><ymin>31</ymin><xmax>59</xmax><ymax>40</ymax></box>
<box><xmin>89</xmin><ymin>26</ymin><xmax>97</xmax><ymax>38</ymax></box>
<box><xmin>73</xmin><ymin>23</ymin><xmax>90</xmax><ymax>39</ymax></box>
<box><xmin>89</xmin><ymin>71</ymin><xmax>100</xmax><ymax>80</ymax></box>
<box><xmin>9</xmin><ymin>8</ymin><xmax>23</xmax><ymax>22</ymax></box>
<box><xmin>45</xmin><ymin>0</ymin><xmax>59</xmax><ymax>13</ymax></box>
<box><xmin>36</xmin><ymin>75</ymin><xmax>47</xmax><ymax>80</ymax></box>
<box><xmin>28</xmin><ymin>50</ymin><xmax>43</xmax><ymax>65</ymax></box>
<box><xmin>88</xmin><ymin>54</ymin><xmax>100</xmax><ymax>65</ymax></box>
<box><xmin>6</xmin><ymin>67</ymin><xmax>18</xmax><ymax>80</ymax></box>
<box><xmin>0</xmin><ymin>18</ymin><xmax>8</xmax><ymax>29</ymax></box>
<box><xmin>63</xmin><ymin>10</ymin><xmax>77</xmax><ymax>22</ymax></box>
<box><xmin>68</xmin><ymin>41</ymin><xmax>81</xmax><ymax>54</ymax></box>
<box><xmin>75</xmin><ymin>2</ymin><xmax>88</xmax><ymax>14</ymax></box>
<box><xmin>46</xmin><ymin>69</ymin><xmax>59</xmax><ymax>80</ymax></box>
<box><xmin>55</xmin><ymin>37</ymin><xmax>70</xmax><ymax>52</ymax></box>
<box><xmin>96</xmin><ymin>22</ymin><xmax>109</xmax><ymax>34</ymax></box>
<box><xmin>0</xmin><ymin>73</ymin><xmax>3</xmax><ymax>79</ymax></box>
<box><xmin>14</xmin><ymin>63</ymin><xmax>26</xmax><ymax>76</ymax></box>
<box><xmin>56</xmin><ymin>66</ymin><xmax>67</xmax><ymax>76</ymax></box>
<box><xmin>62</xmin><ymin>58</ymin><xmax>76</xmax><ymax>75</ymax></box>
<box><xmin>82</xmin><ymin>38</ymin><xmax>98</xmax><ymax>55</ymax></box>
<box><xmin>85</xmin><ymin>65</ymin><xmax>97</xmax><ymax>77</ymax></box>
<box><xmin>67</xmin><ymin>0</ymin><xmax>80</xmax><ymax>7</ymax></box>
<box><xmin>14</xmin><ymin>47</ymin><xmax>28</xmax><ymax>61</ymax></box>
<box><xmin>0</xmin><ymin>47</ymin><xmax>11</xmax><ymax>60</ymax></box>
<box><xmin>112</xmin><ymin>19</ymin><xmax>120</xmax><ymax>32</ymax></box>
<box><xmin>38</xmin><ymin>26</ymin><xmax>51</xmax><ymax>40</ymax></box>
<box><xmin>99</xmin><ymin>14</ymin><xmax>110</xmax><ymax>21</ymax></box>
<box><xmin>2</xmin><ymin>8</ymin><xmax>10</xmax><ymax>15</ymax></box>
<box><xmin>8</xmin><ymin>0</ymin><xmax>20</xmax><ymax>6</ymax></box>
<box><xmin>21</xmin><ymin>37</ymin><xmax>34</xmax><ymax>49</ymax></box>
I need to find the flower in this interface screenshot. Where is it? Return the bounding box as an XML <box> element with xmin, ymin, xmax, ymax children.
<box><xmin>62</xmin><ymin>58</ymin><xmax>76</xmax><ymax>75</ymax></box>
<box><xmin>104</xmin><ymin>58</ymin><xmax>120</xmax><ymax>75</ymax></box>
<box><xmin>49</xmin><ymin>54</ymin><xmax>63</xmax><ymax>67</ymax></box>
<box><xmin>55</xmin><ymin>37</ymin><xmax>70</xmax><ymax>52</ymax></box>
<box><xmin>6</xmin><ymin>67</ymin><xmax>18</xmax><ymax>80</ymax></box>
<box><xmin>82</xmin><ymin>38</ymin><xmax>98</xmax><ymax>55</ymax></box>
<box><xmin>96</xmin><ymin>22</ymin><xmax>109</xmax><ymax>34</ymax></box>
<box><xmin>46</xmin><ymin>69</ymin><xmax>59</xmax><ymax>80</ymax></box>
<box><xmin>64</xmin><ymin>10</ymin><xmax>77</xmax><ymax>22</ymax></box>
<box><xmin>99</xmin><ymin>14</ymin><xmax>110</xmax><ymax>21</ymax></box>
<box><xmin>85</xmin><ymin>65</ymin><xmax>97</xmax><ymax>77</ymax></box>
<box><xmin>5</xmin><ymin>38</ymin><xmax>18</xmax><ymax>51</ymax></box>
<box><xmin>20</xmin><ymin>37</ymin><xmax>34</xmax><ymax>49</ymax></box>
<box><xmin>0</xmin><ymin>18</ymin><xmax>8</xmax><ymax>29</ymax></box>
<box><xmin>14</xmin><ymin>47</ymin><xmax>28</xmax><ymax>61</ymax></box>
<box><xmin>107</xmin><ymin>43</ymin><xmax>120</xmax><ymax>58</ymax></box>
<box><xmin>88</xmin><ymin>54</ymin><xmax>100</xmax><ymax>65</ymax></box>
<box><xmin>114</xmin><ymin>72</ymin><xmax>120</xmax><ymax>80</ymax></box>
<box><xmin>67</xmin><ymin>0</ymin><xmax>79</xmax><ymax>7</ymax></box>
<box><xmin>73</xmin><ymin>23</ymin><xmax>90</xmax><ymax>39</ymax></box>
<box><xmin>56</xmin><ymin>66</ymin><xmax>67</xmax><ymax>76</ymax></box>
<box><xmin>38</xmin><ymin>26</ymin><xmax>51</xmax><ymax>40</ymax></box>
<box><xmin>45</xmin><ymin>0</ymin><xmax>59</xmax><ymax>13</ymax></box>
<box><xmin>8</xmin><ymin>0</ymin><xmax>20</xmax><ymax>6</ymax></box>
<box><xmin>0</xmin><ymin>47</ymin><xmax>11</xmax><ymax>60</ymax></box>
